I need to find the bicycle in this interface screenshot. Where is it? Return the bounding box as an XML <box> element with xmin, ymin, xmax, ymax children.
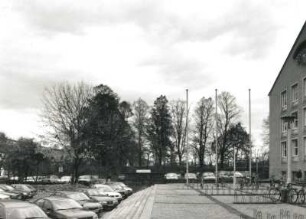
<box><xmin>268</xmin><ymin>184</ymin><xmax>281</xmax><ymax>202</ymax></box>
<box><xmin>268</xmin><ymin>180</ymin><xmax>284</xmax><ymax>202</ymax></box>
<box><xmin>286</xmin><ymin>183</ymin><xmax>298</xmax><ymax>204</ymax></box>
<box><xmin>296</xmin><ymin>183</ymin><xmax>306</xmax><ymax>204</ymax></box>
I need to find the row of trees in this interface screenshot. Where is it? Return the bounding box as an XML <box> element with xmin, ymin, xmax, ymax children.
<box><xmin>0</xmin><ymin>133</ymin><xmax>60</xmax><ymax>181</ymax></box>
<box><xmin>40</xmin><ymin>82</ymin><xmax>252</xmax><ymax>182</ymax></box>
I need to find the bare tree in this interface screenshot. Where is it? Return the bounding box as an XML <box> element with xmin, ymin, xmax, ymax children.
<box><xmin>261</xmin><ymin>116</ymin><xmax>269</xmax><ymax>153</ymax></box>
<box><xmin>41</xmin><ymin>82</ymin><xmax>93</xmax><ymax>183</ymax></box>
<box><xmin>132</xmin><ymin>98</ymin><xmax>149</xmax><ymax>167</ymax></box>
<box><xmin>170</xmin><ymin>99</ymin><xmax>187</xmax><ymax>165</ymax></box>
<box><xmin>192</xmin><ymin>97</ymin><xmax>214</xmax><ymax>168</ymax></box>
<box><xmin>216</xmin><ymin>91</ymin><xmax>241</xmax><ymax>169</ymax></box>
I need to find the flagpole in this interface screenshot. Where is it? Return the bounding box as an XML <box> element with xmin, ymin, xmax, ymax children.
<box><xmin>249</xmin><ymin>89</ymin><xmax>252</xmax><ymax>180</ymax></box>
<box><xmin>186</xmin><ymin>89</ymin><xmax>189</xmax><ymax>185</ymax></box>
<box><xmin>215</xmin><ymin>89</ymin><xmax>218</xmax><ymax>185</ymax></box>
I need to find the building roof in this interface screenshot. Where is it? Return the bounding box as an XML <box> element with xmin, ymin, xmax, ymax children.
<box><xmin>268</xmin><ymin>21</ymin><xmax>306</xmax><ymax>96</ymax></box>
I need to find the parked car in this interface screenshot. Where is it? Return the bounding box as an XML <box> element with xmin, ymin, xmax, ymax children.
<box><xmin>11</xmin><ymin>184</ymin><xmax>37</xmax><ymax>199</ymax></box>
<box><xmin>0</xmin><ymin>185</ymin><xmax>22</xmax><ymax>200</ymax></box>
<box><xmin>202</xmin><ymin>172</ymin><xmax>216</xmax><ymax>182</ymax></box>
<box><xmin>118</xmin><ymin>174</ymin><xmax>126</xmax><ymax>181</ymax></box>
<box><xmin>184</xmin><ymin>173</ymin><xmax>197</xmax><ymax>181</ymax></box>
<box><xmin>83</xmin><ymin>189</ymin><xmax>119</xmax><ymax>210</ymax></box>
<box><xmin>164</xmin><ymin>173</ymin><xmax>180</xmax><ymax>180</ymax></box>
<box><xmin>219</xmin><ymin>171</ymin><xmax>232</xmax><ymax>182</ymax></box>
<box><xmin>60</xmin><ymin>176</ymin><xmax>71</xmax><ymax>184</ymax></box>
<box><xmin>91</xmin><ymin>184</ymin><xmax>123</xmax><ymax>202</ymax></box>
<box><xmin>25</xmin><ymin>176</ymin><xmax>35</xmax><ymax>183</ymax></box>
<box><xmin>106</xmin><ymin>183</ymin><xmax>128</xmax><ymax>198</ymax></box>
<box><xmin>53</xmin><ymin>191</ymin><xmax>102</xmax><ymax>215</ymax></box>
<box><xmin>78</xmin><ymin>175</ymin><xmax>98</xmax><ymax>185</ymax></box>
<box><xmin>9</xmin><ymin>176</ymin><xmax>18</xmax><ymax>183</ymax></box>
<box><xmin>233</xmin><ymin>171</ymin><xmax>244</xmax><ymax>178</ymax></box>
<box><xmin>0</xmin><ymin>200</ymin><xmax>49</xmax><ymax>219</ymax></box>
<box><xmin>34</xmin><ymin>196</ymin><xmax>98</xmax><ymax>219</ymax></box>
<box><xmin>108</xmin><ymin>182</ymin><xmax>133</xmax><ymax>196</ymax></box>
<box><xmin>42</xmin><ymin>175</ymin><xmax>60</xmax><ymax>184</ymax></box>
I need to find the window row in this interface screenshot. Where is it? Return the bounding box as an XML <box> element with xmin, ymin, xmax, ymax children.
<box><xmin>281</xmin><ymin>78</ymin><xmax>306</xmax><ymax>109</ymax></box>
<box><xmin>281</xmin><ymin>138</ymin><xmax>305</xmax><ymax>157</ymax></box>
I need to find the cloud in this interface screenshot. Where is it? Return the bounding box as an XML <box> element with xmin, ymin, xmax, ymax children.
<box><xmin>0</xmin><ymin>71</ymin><xmax>57</xmax><ymax>110</ymax></box>
<box><xmin>141</xmin><ymin>48</ymin><xmax>214</xmax><ymax>90</ymax></box>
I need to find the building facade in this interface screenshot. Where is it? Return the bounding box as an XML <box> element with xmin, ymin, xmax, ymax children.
<box><xmin>269</xmin><ymin>22</ymin><xmax>306</xmax><ymax>181</ymax></box>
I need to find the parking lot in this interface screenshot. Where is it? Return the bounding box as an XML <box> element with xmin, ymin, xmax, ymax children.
<box><xmin>2</xmin><ymin>181</ymin><xmax>306</xmax><ymax>218</ymax></box>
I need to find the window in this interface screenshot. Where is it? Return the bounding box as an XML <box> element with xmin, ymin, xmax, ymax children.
<box><xmin>281</xmin><ymin>141</ymin><xmax>287</xmax><ymax>157</ymax></box>
<box><xmin>292</xmin><ymin>112</ymin><xmax>298</xmax><ymax>129</ymax></box>
<box><xmin>304</xmin><ymin>78</ymin><xmax>306</xmax><ymax>97</ymax></box>
<box><xmin>292</xmin><ymin>139</ymin><xmax>298</xmax><ymax>156</ymax></box>
<box><xmin>292</xmin><ymin>84</ymin><xmax>298</xmax><ymax>103</ymax></box>
<box><xmin>304</xmin><ymin>108</ymin><xmax>306</xmax><ymax>127</ymax></box>
<box><xmin>281</xmin><ymin>90</ymin><xmax>287</xmax><ymax>109</ymax></box>
<box><xmin>281</xmin><ymin>119</ymin><xmax>288</xmax><ymax>133</ymax></box>
<box><xmin>304</xmin><ymin>137</ymin><xmax>306</xmax><ymax>156</ymax></box>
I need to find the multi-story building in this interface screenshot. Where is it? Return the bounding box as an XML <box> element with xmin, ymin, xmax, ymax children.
<box><xmin>269</xmin><ymin>22</ymin><xmax>306</xmax><ymax>181</ymax></box>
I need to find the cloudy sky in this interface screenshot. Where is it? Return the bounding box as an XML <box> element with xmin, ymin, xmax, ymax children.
<box><xmin>0</xmin><ymin>0</ymin><xmax>305</xmax><ymax>150</ymax></box>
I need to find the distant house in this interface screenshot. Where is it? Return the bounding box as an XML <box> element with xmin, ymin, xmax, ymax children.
<box><xmin>269</xmin><ymin>22</ymin><xmax>306</xmax><ymax>181</ymax></box>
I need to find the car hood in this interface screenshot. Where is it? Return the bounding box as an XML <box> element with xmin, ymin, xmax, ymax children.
<box><xmin>0</xmin><ymin>191</ymin><xmax>19</xmax><ymax>197</ymax></box>
<box><xmin>92</xmin><ymin>196</ymin><xmax>116</xmax><ymax>202</ymax></box>
<box><xmin>124</xmin><ymin>187</ymin><xmax>133</xmax><ymax>191</ymax></box>
<box><xmin>82</xmin><ymin>201</ymin><xmax>102</xmax><ymax>209</ymax></box>
<box><xmin>57</xmin><ymin>209</ymin><xmax>96</xmax><ymax>218</ymax></box>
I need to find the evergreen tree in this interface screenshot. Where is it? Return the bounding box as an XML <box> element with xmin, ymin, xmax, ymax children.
<box><xmin>147</xmin><ymin>95</ymin><xmax>173</xmax><ymax>166</ymax></box>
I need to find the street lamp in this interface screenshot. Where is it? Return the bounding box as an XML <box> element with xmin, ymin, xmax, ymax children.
<box><xmin>281</xmin><ymin>115</ymin><xmax>296</xmax><ymax>185</ymax></box>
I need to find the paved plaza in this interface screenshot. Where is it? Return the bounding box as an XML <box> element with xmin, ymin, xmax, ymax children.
<box><xmin>103</xmin><ymin>183</ymin><xmax>306</xmax><ymax>219</ymax></box>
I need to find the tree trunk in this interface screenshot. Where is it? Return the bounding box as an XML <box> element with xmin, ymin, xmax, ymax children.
<box><xmin>138</xmin><ymin>135</ymin><xmax>142</xmax><ymax>167</ymax></box>
<box><xmin>178</xmin><ymin>153</ymin><xmax>182</xmax><ymax>166</ymax></box>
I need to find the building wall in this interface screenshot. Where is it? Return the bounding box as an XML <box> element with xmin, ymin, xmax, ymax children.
<box><xmin>269</xmin><ymin>24</ymin><xmax>306</xmax><ymax>180</ymax></box>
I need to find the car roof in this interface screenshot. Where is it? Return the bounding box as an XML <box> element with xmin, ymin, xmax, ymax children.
<box><xmin>0</xmin><ymin>200</ymin><xmax>34</xmax><ymax>208</ymax></box>
<box><xmin>42</xmin><ymin>196</ymin><xmax>71</xmax><ymax>201</ymax></box>
<box><xmin>57</xmin><ymin>191</ymin><xmax>83</xmax><ymax>195</ymax></box>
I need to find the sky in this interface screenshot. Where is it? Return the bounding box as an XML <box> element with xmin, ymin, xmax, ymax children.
<box><xmin>0</xmin><ymin>0</ymin><xmax>305</xmax><ymax>151</ymax></box>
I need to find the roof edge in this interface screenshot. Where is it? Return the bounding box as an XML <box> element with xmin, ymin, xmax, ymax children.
<box><xmin>268</xmin><ymin>21</ymin><xmax>306</xmax><ymax>96</ymax></box>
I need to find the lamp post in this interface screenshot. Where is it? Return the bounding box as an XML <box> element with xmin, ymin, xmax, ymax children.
<box><xmin>256</xmin><ymin>156</ymin><xmax>259</xmax><ymax>177</ymax></box>
<box><xmin>281</xmin><ymin>115</ymin><xmax>296</xmax><ymax>185</ymax></box>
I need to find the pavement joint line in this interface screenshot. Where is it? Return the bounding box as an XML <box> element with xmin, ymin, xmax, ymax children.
<box><xmin>188</xmin><ymin>184</ymin><xmax>254</xmax><ymax>219</ymax></box>
<box><xmin>154</xmin><ymin>202</ymin><xmax>220</xmax><ymax>205</ymax></box>
<box><xmin>139</xmin><ymin>185</ymin><xmax>157</xmax><ymax>219</ymax></box>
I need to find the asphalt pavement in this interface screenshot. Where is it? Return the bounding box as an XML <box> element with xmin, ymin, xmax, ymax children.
<box><xmin>102</xmin><ymin>183</ymin><xmax>306</xmax><ymax>219</ymax></box>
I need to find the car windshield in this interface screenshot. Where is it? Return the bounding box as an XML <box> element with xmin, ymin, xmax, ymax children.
<box><xmin>18</xmin><ymin>185</ymin><xmax>31</xmax><ymax>192</ymax></box>
<box><xmin>204</xmin><ymin>173</ymin><xmax>214</xmax><ymax>176</ymax></box>
<box><xmin>110</xmin><ymin>185</ymin><xmax>121</xmax><ymax>190</ymax></box>
<box><xmin>52</xmin><ymin>199</ymin><xmax>82</xmax><ymax>210</ymax></box>
<box><xmin>26</xmin><ymin>185</ymin><xmax>35</xmax><ymax>190</ymax></box>
<box><xmin>98</xmin><ymin>187</ymin><xmax>114</xmax><ymax>192</ymax></box>
<box><xmin>6</xmin><ymin>205</ymin><xmax>48</xmax><ymax>219</ymax></box>
<box><xmin>67</xmin><ymin>193</ymin><xmax>90</xmax><ymax>201</ymax></box>
<box><xmin>1</xmin><ymin>185</ymin><xmax>14</xmax><ymax>191</ymax></box>
<box><xmin>87</xmin><ymin>189</ymin><xmax>105</xmax><ymax>196</ymax></box>
<box><xmin>116</xmin><ymin>183</ymin><xmax>126</xmax><ymax>187</ymax></box>
<box><xmin>79</xmin><ymin>176</ymin><xmax>90</xmax><ymax>179</ymax></box>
